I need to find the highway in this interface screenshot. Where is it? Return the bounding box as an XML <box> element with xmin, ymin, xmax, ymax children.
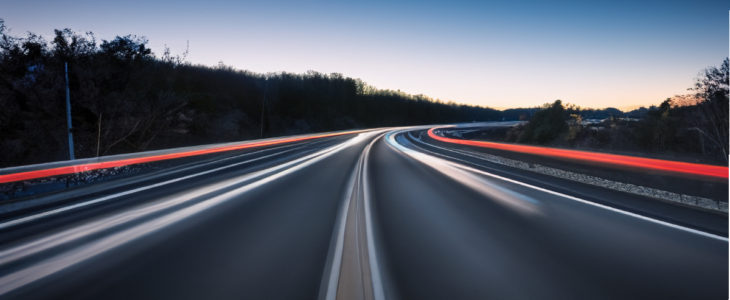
<box><xmin>0</xmin><ymin>126</ymin><xmax>726</xmax><ymax>299</ymax></box>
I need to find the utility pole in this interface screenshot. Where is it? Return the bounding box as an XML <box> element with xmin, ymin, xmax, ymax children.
<box><xmin>97</xmin><ymin>113</ymin><xmax>102</xmax><ymax>157</ymax></box>
<box><xmin>260</xmin><ymin>78</ymin><xmax>268</xmax><ymax>139</ymax></box>
<box><xmin>65</xmin><ymin>62</ymin><xmax>75</xmax><ymax>160</ymax></box>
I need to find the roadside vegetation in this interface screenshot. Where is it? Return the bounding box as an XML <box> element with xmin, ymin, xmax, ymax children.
<box><xmin>1</xmin><ymin>20</ymin><xmax>726</xmax><ymax>167</ymax></box>
<box><xmin>474</xmin><ymin>58</ymin><xmax>729</xmax><ymax>165</ymax></box>
<box><xmin>0</xmin><ymin>21</ymin><xmax>500</xmax><ymax>168</ymax></box>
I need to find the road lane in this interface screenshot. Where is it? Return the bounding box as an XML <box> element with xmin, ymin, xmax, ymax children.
<box><xmin>368</xmin><ymin>129</ymin><xmax>727</xmax><ymax>299</ymax></box>
<box><xmin>0</xmin><ymin>132</ymin><xmax>379</xmax><ymax>299</ymax></box>
<box><xmin>1</xmin><ymin>135</ymin><xmax>354</xmax><ymax>240</ymax></box>
<box><xmin>403</xmin><ymin>129</ymin><xmax>728</xmax><ymax>236</ymax></box>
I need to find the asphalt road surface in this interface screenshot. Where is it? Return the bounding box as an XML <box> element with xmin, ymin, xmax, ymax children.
<box><xmin>0</xmin><ymin>126</ymin><xmax>726</xmax><ymax>299</ymax></box>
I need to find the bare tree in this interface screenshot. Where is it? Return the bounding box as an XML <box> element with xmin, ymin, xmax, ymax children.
<box><xmin>688</xmin><ymin>58</ymin><xmax>729</xmax><ymax>161</ymax></box>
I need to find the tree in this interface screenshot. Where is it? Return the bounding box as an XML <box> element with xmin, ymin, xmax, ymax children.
<box><xmin>519</xmin><ymin>100</ymin><xmax>568</xmax><ymax>144</ymax></box>
<box><xmin>100</xmin><ymin>35</ymin><xmax>152</xmax><ymax>63</ymax></box>
<box><xmin>0</xmin><ymin>21</ymin><xmax>503</xmax><ymax>168</ymax></box>
<box><xmin>689</xmin><ymin>58</ymin><xmax>729</xmax><ymax>160</ymax></box>
<box><xmin>51</xmin><ymin>28</ymin><xmax>96</xmax><ymax>62</ymax></box>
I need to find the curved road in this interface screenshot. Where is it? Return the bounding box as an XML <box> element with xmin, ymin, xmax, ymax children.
<box><xmin>0</xmin><ymin>127</ymin><xmax>726</xmax><ymax>299</ymax></box>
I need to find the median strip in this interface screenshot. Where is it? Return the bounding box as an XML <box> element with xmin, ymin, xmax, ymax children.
<box><xmin>428</xmin><ymin>128</ymin><xmax>728</xmax><ymax>179</ymax></box>
<box><xmin>412</xmin><ymin>131</ymin><xmax>727</xmax><ymax>213</ymax></box>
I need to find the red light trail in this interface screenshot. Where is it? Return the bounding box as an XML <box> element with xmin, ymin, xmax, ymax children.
<box><xmin>0</xmin><ymin>130</ymin><xmax>366</xmax><ymax>184</ymax></box>
<box><xmin>427</xmin><ymin>128</ymin><xmax>728</xmax><ymax>179</ymax></box>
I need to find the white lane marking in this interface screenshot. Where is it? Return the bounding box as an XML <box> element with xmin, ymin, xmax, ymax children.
<box><xmin>362</xmin><ymin>134</ymin><xmax>387</xmax><ymax>300</ymax></box>
<box><xmin>319</xmin><ymin>130</ymin><xmax>388</xmax><ymax>300</ymax></box>
<box><xmin>0</xmin><ymin>133</ymin><xmax>369</xmax><ymax>296</ymax></box>
<box><xmin>386</xmin><ymin>130</ymin><xmax>728</xmax><ymax>243</ymax></box>
<box><xmin>320</xmin><ymin>164</ymin><xmax>357</xmax><ymax>300</ymax></box>
<box><xmin>319</xmin><ymin>131</ymin><xmax>383</xmax><ymax>300</ymax></box>
<box><xmin>0</xmin><ymin>139</ymin><xmax>337</xmax><ymax>230</ymax></box>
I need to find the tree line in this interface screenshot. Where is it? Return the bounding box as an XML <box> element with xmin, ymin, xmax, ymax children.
<box><xmin>0</xmin><ymin>21</ymin><xmax>501</xmax><ymax>168</ymax></box>
<box><xmin>2</xmin><ymin>20</ymin><xmax>725</xmax><ymax>167</ymax></box>
<box><xmin>505</xmin><ymin>58</ymin><xmax>729</xmax><ymax>164</ymax></box>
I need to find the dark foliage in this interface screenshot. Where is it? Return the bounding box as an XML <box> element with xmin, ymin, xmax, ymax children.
<box><xmin>499</xmin><ymin>59</ymin><xmax>729</xmax><ymax>164</ymax></box>
<box><xmin>518</xmin><ymin>100</ymin><xmax>569</xmax><ymax>144</ymax></box>
<box><xmin>2</xmin><ymin>20</ymin><xmax>725</xmax><ymax>167</ymax></box>
<box><xmin>0</xmin><ymin>21</ymin><xmax>500</xmax><ymax>167</ymax></box>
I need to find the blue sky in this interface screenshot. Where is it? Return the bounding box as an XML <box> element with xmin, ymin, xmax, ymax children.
<box><xmin>2</xmin><ymin>0</ymin><xmax>727</xmax><ymax>109</ymax></box>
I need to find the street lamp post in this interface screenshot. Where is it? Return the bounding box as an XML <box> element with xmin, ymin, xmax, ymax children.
<box><xmin>65</xmin><ymin>62</ymin><xmax>75</xmax><ymax>160</ymax></box>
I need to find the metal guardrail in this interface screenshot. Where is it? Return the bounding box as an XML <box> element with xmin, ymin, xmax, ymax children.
<box><xmin>0</xmin><ymin>129</ymin><xmax>369</xmax><ymax>184</ymax></box>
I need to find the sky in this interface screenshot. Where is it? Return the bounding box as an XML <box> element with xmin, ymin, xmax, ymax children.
<box><xmin>1</xmin><ymin>0</ymin><xmax>728</xmax><ymax>109</ymax></box>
